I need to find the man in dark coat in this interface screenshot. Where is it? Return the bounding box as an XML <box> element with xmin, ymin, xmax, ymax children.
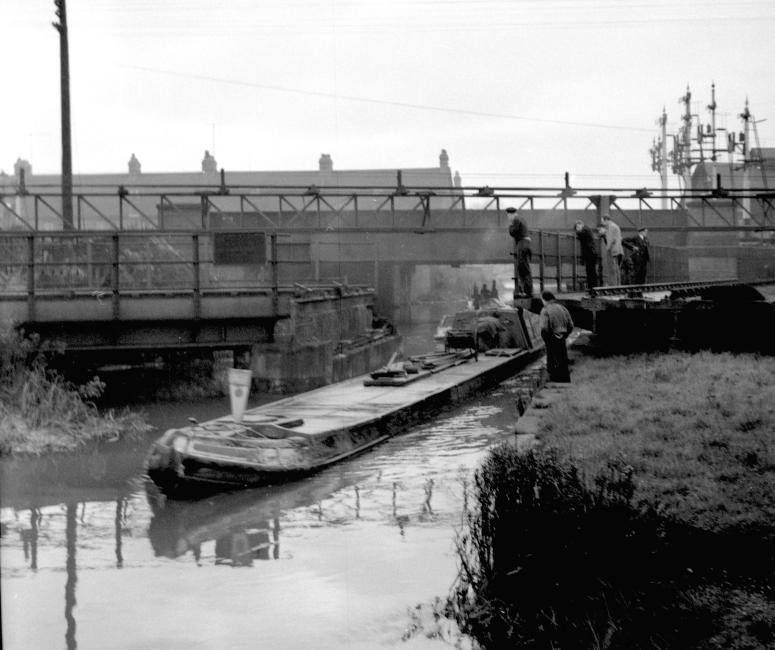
<box><xmin>507</xmin><ymin>207</ymin><xmax>533</xmax><ymax>298</ymax></box>
<box><xmin>622</xmin><ymin>227</ymin><xmax>650</xmax><ymax>285</ymax></box>
<box><xmin>476</xmin><ymin>314</ymin><xmax>505</xmax><ymax>351</ymax></box>
<box><xmin>574</xmin><ymin>219</ymin><xmax>598</xmax><ymax>291</ymax></box>
<box><xmin>539</xmin><ymin>291</ymin><xmax>574</xmax><ymax>382</ymax></box>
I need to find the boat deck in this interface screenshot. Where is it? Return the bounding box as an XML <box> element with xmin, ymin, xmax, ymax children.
<box><xmin>212</xmin><ymin>349</ymin><xmax>526</xmax><ymax>437</ymax></box>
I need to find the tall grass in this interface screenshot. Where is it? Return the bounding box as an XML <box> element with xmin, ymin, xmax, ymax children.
<box><xmin>0</xmin><ymin>329</ymin><xmax>149</xmax><ymax>454</ymax></box>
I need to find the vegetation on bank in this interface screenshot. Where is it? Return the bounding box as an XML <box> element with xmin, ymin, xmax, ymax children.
<box><xmin>447</xmin><ymin>352</ymin><xmax>775</xmax><ymax>649</ymax></box>
<box><xmin>0</xmin><ymin>330</ymin><xmax>150</xmax><ymax>455</ymax></box>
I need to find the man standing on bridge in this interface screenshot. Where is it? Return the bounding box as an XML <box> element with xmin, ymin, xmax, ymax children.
<box><xmin>507</xmin><ymin>207</ymin><xmax>533</xmax><ymax>298</ymax></box>
<box><xmin>623</xmin><ymin>227</ymin><xmax>650</xmax><ymax>285</ymax></box>
<box><xmin>539</xmin><ymin>291</ymin><xmax>574</xmax><ymax>383</ymax></box>
<box><xmin>602</xmin><ymin>214</ymin><xmax>623</xmax><ymax>286</ymax></box>
<box><xmin>574</xmin><ymin>219</ymin><xmax>598</xmax><ymax>291</ymax></box>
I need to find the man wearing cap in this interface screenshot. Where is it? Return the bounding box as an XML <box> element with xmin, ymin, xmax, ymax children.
<box><xmin>539</xmin><ymin>290</ymin><xmax>574</xmax><ymax>382</ymax></box>
<box><xmin>507</xmin><ymin>207</ymin><xmax>533</xmax><ymax>298</ymax></box>
<box><xmin>601</xmin><ymin>214</ymin><xmax>623</xmax><ymax>286</ymax></box>
<box><xmin>623</xmin><ymin>227</ymin><xmax>650</xmax><ymax>285</ymax></box>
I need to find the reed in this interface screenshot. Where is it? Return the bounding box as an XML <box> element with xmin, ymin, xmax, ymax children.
<box><xmin>0</xmin><ymin>328</ymin><xmax>149</xmax><ymax>454</ymax></box>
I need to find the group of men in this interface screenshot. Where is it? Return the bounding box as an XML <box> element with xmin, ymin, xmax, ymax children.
<box><xmin>574</xmin><ymin>216</ymin><xmax>650</xmax><ymax>289</ymax></box>
<box><xmin>505</xmin><ymin>208</ymin><xmax>651</xmax><ymax>383</ymax></box>
<box><xmin>472</xmin><ymin>280</ymin><xmax>499</xmax><ymax>308</ymax></box>
<box><xmin>508</xmin><ymin>208</ymin><xmax>650</xmax><ymax>299</ymax></box>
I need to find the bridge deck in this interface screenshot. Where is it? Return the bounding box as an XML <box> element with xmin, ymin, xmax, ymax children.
<box><xmin>554</xmin><ymin>279</ymin><xmax>775</xmax><ymax>351</ymax></box>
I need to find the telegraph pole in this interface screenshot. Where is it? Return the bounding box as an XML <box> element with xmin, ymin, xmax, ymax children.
<box><xmin>53</xmin><ymin>0</ymin><xmax>74</xmax><ymax>229</ymax></box>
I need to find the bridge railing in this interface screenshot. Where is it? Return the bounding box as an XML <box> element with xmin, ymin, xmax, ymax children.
<box><xmin>0</xmin><ymin>230</ymin><xmax>349</xmax><ymax>329</ymax></box>
<box><xmin>0</xmin><ymin>231</ymin><xmax>323</xmax><ymax>293</ymax></box>
<box><xmin>1</xmin><ymin>184</ymin><xmax>772</xmax><ymax>232</ymax></box>
<box><xmin>0</xmin><ymin>229</ymin><xmax>692</xmax><ymax>306</ymax></box>
<box><xmin>524</xmin><ymin>231</ymin><xmax>689</xmax><ymax>293</ymax></box>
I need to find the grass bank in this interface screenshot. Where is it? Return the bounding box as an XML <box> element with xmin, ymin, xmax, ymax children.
<box><xmin>448</xmin><ymin>351</ymin><xmax>775</xmax><ymax>649</ymax></box>
<box><xmin>0</xmin><ymin>330</ymin><xmax>151</xmax><ymax>455</ymax></box>
<box><xmin>545</xmin><ymin>351</ymin><xmax>775</xmax><ymax>532</ymax></box>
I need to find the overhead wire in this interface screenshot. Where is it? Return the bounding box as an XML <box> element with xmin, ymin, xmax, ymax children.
<box><xmin>115</xmin><ymin>63</ymin><xmax>654</xmax><ymax>133</ymax></box>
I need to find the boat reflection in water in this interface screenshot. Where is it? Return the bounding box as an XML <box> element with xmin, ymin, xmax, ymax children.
<box><xmin>146</xmin><ymin>466</ymin><xmax>369</xmax><ymax>564</ymax></box>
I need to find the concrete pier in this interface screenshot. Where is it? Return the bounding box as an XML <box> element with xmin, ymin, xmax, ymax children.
<box><xmin>251</xmin><ymin>286</ymin><xmax>401</xmax><ymax>392</ymax></box>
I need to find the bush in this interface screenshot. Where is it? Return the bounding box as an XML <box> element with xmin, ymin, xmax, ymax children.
<box><xmin>0</xmin><ymin>328</ymin><xmax>149</xmax><ymax>454</ymax></box>
<box><xmin>448</xmin><ymin>445</ymin><xmax>775</xmax><ymax>649</ymax></box>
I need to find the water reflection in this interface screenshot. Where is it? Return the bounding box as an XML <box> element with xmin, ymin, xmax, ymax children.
<box><xmin>145</xmin><ymin>451</ymin><xmax>450</xmax><ymax>566</ymax></box>
<box><xmin>213</xmin><ymin>518</ymin><xmax>278</xmax><ymax>566</ymax></box>
<box><xmin>1</xmin><ymin>371</ymin><xmax>524</xmax><ymax>649</ymax></box>
<box><xmin>146</xmin><ymin>467</ymin><xmax>366</xmax><ymax>563</ymax></box>
<box><xmin>114</xmin><ymin>499</ymin><xmax>127</xmax><ymax>569</ymax></box>
<box><xmin>20</xmin><ymin>508</ymin><xmax>41</xmax><ymax>570</ymax></box>
<box><xmin>65</xmin><ymin>503</ymin><xmax>77</xmax><ymax>650</ymax></box>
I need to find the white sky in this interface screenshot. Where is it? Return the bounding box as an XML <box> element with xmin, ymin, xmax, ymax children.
<box><xmin>2</xmin><ymin>0</ymin><xmax>774</xmax><ymax>188</ymax></box>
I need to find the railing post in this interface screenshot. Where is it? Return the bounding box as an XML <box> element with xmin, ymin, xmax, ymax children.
<box><xmin>200</xmin><ymin>196</ymin><xmax>209</xmax><ymax>229</ymax></box>
<box><xmin>26</xmin><ymin>235</ymin><xmax>35</xmax><ymax>321</ymax></box>
<box><xmin>270</xmin><ymin>232</ymin><xmax>279</xmax><ymax>317</ymax></box>
<box><xmin>117</xmin><ymin>187</ymin><xmax>126</xmax><ymax>231</ymax></box>
<box><xmin>511</xmin><ymin>239</ymin><xmax>518</xmax><ymax>302</ymax></box>
<box><xmin>538</xmin><ymin>230</ymin><xmax>545</xmax><ymax>292</ymax></box>
<box><xmin>555</xmin><ymin>231</ymin><xmax>562</xmax><ymax>292</ymax></box>
<box><xmin>572</xmin><ymin>235</ymin><xmax>578</xmax><ymax>291</ymax></box>
<box><xmin>192</xmin><ymin>233</ymin><xmax>201</xmax><ymax>320</ymax></box>
<box><xmin>111</xmin><ymin>233</ymin><xmax>120</xmax><ymax>320</ymax></box>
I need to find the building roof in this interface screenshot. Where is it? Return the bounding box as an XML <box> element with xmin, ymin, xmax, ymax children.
<box><xmin>1</xmin><ymin>151</ymin><xmax>457</xmax><ymax>192</ymax></box>
<box><xmin>0</xmin><ymin>151</ymin><xmax>461</xmax><ymax>228</ymax></box>
<box><xmin>690</xmin><ymin>160</ymin><xmax>775</xmax><ymax>192</ymax></box>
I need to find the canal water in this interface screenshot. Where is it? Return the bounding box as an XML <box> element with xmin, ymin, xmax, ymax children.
<box><xmin>1</xmin><ymin>323</ymin><xmax>524</xmax><ymax>649</ymax></box>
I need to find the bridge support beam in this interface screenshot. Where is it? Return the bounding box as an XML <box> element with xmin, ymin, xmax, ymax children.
<box><xmin>374</xmin><ymin>263</ymin><xmax>415</xmax><ymax>324</ymax></box>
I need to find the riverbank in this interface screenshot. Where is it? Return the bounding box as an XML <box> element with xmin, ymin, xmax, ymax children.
<box><xmin>449</xmin><ymin>350</ymin><xmax>775</xmax><ymax>648</ymax></box>
<box><xmin>0</xmin><ymin>331</ymin><xmax>150</xmax><ymax>455</ymax></box>
<box><xmin>0</xmin><ymin>354</ymin><xmax>521</xmax><ymax>650</ymax></box>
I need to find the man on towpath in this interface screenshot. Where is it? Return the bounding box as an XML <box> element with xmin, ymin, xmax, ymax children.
<box><xmin>539</xmin><ymin>290</ymin><xmax>574</xmax><ymax>383</ymax></box>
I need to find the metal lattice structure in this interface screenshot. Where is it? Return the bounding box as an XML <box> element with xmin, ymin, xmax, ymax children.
<box><xmin>0</xmin><ymin>182</ymin><xmax>773</xmax><ymax>233</ymax></box>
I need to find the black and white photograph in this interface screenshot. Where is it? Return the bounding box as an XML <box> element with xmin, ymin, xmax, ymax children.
<box><xmin>1</xmin><ymin>1</ymin><xmax>774</xmax><ymax>648</ymax></box>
